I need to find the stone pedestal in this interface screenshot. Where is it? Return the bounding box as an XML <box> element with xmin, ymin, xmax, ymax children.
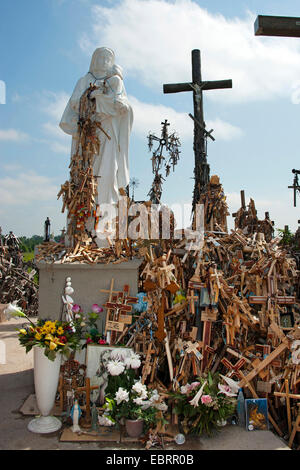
<box><xmin>36</xmin><ymin>258</ymin><xmax>143</xmax><ymax>323</ymax></box>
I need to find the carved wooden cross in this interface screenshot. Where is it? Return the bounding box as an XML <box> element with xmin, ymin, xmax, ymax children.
<box><xmin>163</xmin><ymin>49</ymin><xmax>232</xmax><ymax>207</ymax></box>
<box><xmin>141</xmin><ymin>341</ymin><xmax>156</xmax><ymax>384</ymax></box>
<box><xmin>274</xmin><ymin>379</ymin><xmax>300</xmax><ymax>436</ymax></box>
<box><xmin>155</xmin><ymin>291</ymin><xmax>167</xmax><ymax>342</ymax></box>
<box><xmin>221</xmin><ymin>356</ymin><xmax>247</xmax><ymax>379</ymax></box>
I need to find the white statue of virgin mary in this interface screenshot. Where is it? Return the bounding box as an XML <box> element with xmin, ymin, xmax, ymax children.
<box><xmin>59</xmin><ymin>47</ymin><xmax>133</xmax><ymax>213</ymax></box>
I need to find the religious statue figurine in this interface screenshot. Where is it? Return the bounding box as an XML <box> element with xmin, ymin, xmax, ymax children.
<box><xmin>44</xmin><ymin>217</ymin><xmax>51</xmax><ymax>242</ymax></box>
<box><xmin>59</xmin><ymin>47</ymin><xmax>133</xmax><ymax>242</ymax></box>
<box><xmin>70</xmin><ymin>399</ymin><xmax>82</xmax><ymax>433</ymax></box>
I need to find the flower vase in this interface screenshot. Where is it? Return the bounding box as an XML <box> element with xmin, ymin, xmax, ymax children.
<box><xmin>125</xmin><ymin>419</ymin><xmax>144</xmax><ymax>438</ymax></box>
<box><xmin>28</xmin><ymin>346</ymin><xmax>62</xmax><ymax>433</ymax></box>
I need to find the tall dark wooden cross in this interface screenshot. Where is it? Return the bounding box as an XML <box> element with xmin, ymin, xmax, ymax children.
<box><xmin>163</xmin><ymin>49</ymin><xmax>232</xmax><ymax>210</ymax></box>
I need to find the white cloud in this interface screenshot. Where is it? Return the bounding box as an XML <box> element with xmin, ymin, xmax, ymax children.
<box><xmin>0</xmin><ymin>170</ymin><xmax>66</xmax><ymax>237</ymax></box>
<box><xmin>40</xmin><ymin>91</ymin><xmax>69</xmax><ymax>122</ymax></box>
<box><xmin>130</xmin><ymin>95</ymin><xmax>242</xmax><ymax>141</ymax></box>
<box><xmin>38</xmin><ymin>91</ymin><xmax>71</xmax><ymax>154</ymax></box>
<box><xmin>2</xmin><ymin>163</ymin><xmax>23</xmax><ymax>172</ymax></box>
<box><xmin>80</xmin><ymin>0</ymin><xmax>300</xmax><ymax>103</ymax></box>
<box><xmin>226</xmin><ymin>191</ymin><xmax>298</xmax><ymax>232</ymax></box>
<box><xmin>206</xmin><ymin>118</ymin><xmax>243</xmax><ymax>141</ymax></box>
<box><xmin>0</xmin><ymin>128</ymin><xmax>29</xmax><ymax>142</ymax></box>
<box><xmin>0</xmin><ymin>171</ymin><xmax>58</xmax><ymax>206</ymax></box>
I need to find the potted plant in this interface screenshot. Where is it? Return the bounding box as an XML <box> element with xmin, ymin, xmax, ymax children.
<box><xmin>5</xmin><ymin>302</ymin><xmax>81</xmax><ymax>433</ymax></box>
<box><xmin>99</xmin><ymin>350</ymin><xmax>168</xmax><ymax>437</ymax></box>
<box><xmin>168</xmin><ymin>372</ymin><xmax>237</xmax><ymax>437</ymax></box>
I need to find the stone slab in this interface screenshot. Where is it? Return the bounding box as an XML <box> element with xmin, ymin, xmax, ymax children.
<box><xmin>60</xmin><ymin>426</ymin><xmax>121</xmax><ymax>442</ymax></box>
<box><xmin>36</xmin><ymin>258</ymin><xmax>143</xmax><ymax>325</ymax></box>
<box><xmin>19</xmin><ymin>394</ymin><xmax>62</xmax><ymax>416</ymax></box>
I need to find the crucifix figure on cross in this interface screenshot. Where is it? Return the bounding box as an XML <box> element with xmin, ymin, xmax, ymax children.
<box><xmin>163</xmin><ymin>49</ymin><xmax>232</xmax><ymax>210</ymax></box>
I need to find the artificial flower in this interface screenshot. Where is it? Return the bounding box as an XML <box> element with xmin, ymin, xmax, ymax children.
<box><xmin>189</xmin><ymin>382</ymin><xmax>201</xmax><ymax>391</ymax></box>
<box><xmin>125</xmin><ymin>353</ymin><xmax>141</xmax><ymax>369</ymax></box>
<box><xmin>107</xmin><ymin>360</ymin><xmax>125</xmax><ymax>376</ymax></box>
<box><xmin>98</xmin><ymin>415</ymin><xmax>115</xmax><ymax>426</ymax></box>
<box><xmin>98</xmin><ymin>339</ymin><xmax>106</xmax><ymax>345</ymax></box>
<box><xmin>219</xmin><ymin>375</ymin><xmax>240</xmax><ymax>394</ymax></box>
<box><xmin>133</xmin><ymin>397</ymin><xmax>146</xmax><ymax>406</ymax></box>
<box><xmin>115</xmin><ymin>387</ymin><xmax>129</xmax><ymax>405</ymax></box>
<box><xmin>35</xmin><ymin>333</ymin><xmax>42</xmax><ymax>340</ymax></box>
<box><xmin>4</xmin><ymin>301</ymin><xmax>26</xmax><ymax>319</ymax></box>
<box><xmin>19</xmin><ymin>329</ymin><xmax>27</xmax><ymax>335</ymax></box>
<box><xmin>201</xmin><ymin>394</ymin><xmax>213</xmax><ymax>405</ymax></box>
<box><xmin>72</xmin><ymin>304</ymin><xmax>81</xmax><ymax>314</ymax></box>
<box><xmin>49</xmin><ymin>342</ymin><xmax>57</xmax><ymax>350</ymax></box>
<box><xmin>92</xmin><ymin>304</ymin><xmax>103</xmax><ymax>314</ymax></box>
<box><xmin>132</xmin><ymin>381</ymin><xmax>147</xmax><ymax>396</ymax></box>
<box><xmin>180</xmin><ymin>384</ymin><xmax>190</xmax><ymax>394</ymax></box>
<box><xmin>189</xmin><ymin>380</ymin><xmax>207</xmax><ymax>407</ymax></box>
<box><xmin>110</xmin><ymin>349</ymin><xmax>126</xmax><ymax>361</ymax></box>
<box><xmin>57</xmin><ymin>327</ymin><xmax>64</xmax><ymax>336</ymax></box>
<box><xmin>59</xmin><ymin>336</ymin><xmax>67</xmax><ymax>344</ymax></box>
<box><xmin>217</xmin><ymin>383</ymin><xmax>237</xmax><ymax>397</ymax></box>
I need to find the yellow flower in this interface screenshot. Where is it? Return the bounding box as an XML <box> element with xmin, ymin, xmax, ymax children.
<box><xmin>35</xmin><ymin>333</ymin><xmax>42</xmax><ymax>340</ymax></box>
<box><xmin>57</xmin><ymin>327</ymin><xmax>64</xmax><ymax>335</ymax></box>
<box><xmin>45</xmin><ymin>334</ymin><xmax>54</xmax><ymax>342</ymax></box>
<box><xmin>19</xmin><ymin>329</ymin><xmax>27</xmax><ymax>335</ymax></box>
<box><xmin>49</xmin><ymin>341</ymin><xmax>57</xmax><ymax>350</ymax></box>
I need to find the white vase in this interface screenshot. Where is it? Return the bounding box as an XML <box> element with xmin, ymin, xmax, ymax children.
<box><xmin>28</xmin><ymin>346</ymin><xmax>62</xmax><ymax>433</ymax></box>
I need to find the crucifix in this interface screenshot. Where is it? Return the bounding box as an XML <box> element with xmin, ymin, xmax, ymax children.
<box><xmin>163</xmin><ymin>49</ymin><xmax>232</xmax><ymax>210</ymax></box>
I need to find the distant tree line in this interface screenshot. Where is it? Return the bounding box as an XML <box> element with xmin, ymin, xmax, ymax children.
<box><xmin>19</xmin><ymin>235</ymin><xmax>61</xmax><ymax>252</ymax></box>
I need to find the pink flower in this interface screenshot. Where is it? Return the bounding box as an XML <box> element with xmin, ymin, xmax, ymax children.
<box><xmin>72</xmin><ymin>304</ymin><xmax>81</xmax><ymax>314</ymax></box>
<box><xmin>201</xmin><ymin>394</ymin><xmax>213</xmax><ymax>405</ymax></box>
<box><xmin>218</xmin><ymin>383</ymin><xmax>237</xmax><ymax>397</ymax></box>
<box><xmin>188</xmin><ymin>382</ymin><xmax>200</xmax><ymax>392</ymax></box>
<box><xmin>92</xmin><ymin>304</ymin><xmax>103</xmax><ymax>314</ymax></box>
<box><xmin>98</xmin><ymin>339</ymin><xmax>106</xmax><ymax>345</ymax></box>
<box><xmin>86</xmin><ymin>338</ymin><xmax>93</xmax><ymax>344</ymax></box>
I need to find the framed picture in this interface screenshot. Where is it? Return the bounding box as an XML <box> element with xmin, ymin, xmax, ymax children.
<box><xmin>280</xmin><ymin>312</ymin><xmax>294</xmax><ymax>329</ymax></box>
<box><xmin>245</xmin><ymin>398</ymin><xmax>269</xmax><ymax>431</ymax></box>
<box><xmin>85</xmin><ymin>344</ymin><xmax>133</xmax><ymax>378</ymax></box>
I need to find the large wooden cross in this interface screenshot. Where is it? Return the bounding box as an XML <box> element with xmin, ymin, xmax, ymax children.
<box><xmin>163</xmin><ymin>49</ymin><xmax>232</xmax><ymax>209</ymax></box>
<box><xmin>255</xmin><ymin>15</ymin><xmax>300</xmax><ymax>37</ymax></box>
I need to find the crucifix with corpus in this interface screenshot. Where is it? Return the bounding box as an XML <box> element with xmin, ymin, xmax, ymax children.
<box><xmin>163</xmin><ymin>49</ymin><xmax>232</xmax><ymax>211</ymax></box>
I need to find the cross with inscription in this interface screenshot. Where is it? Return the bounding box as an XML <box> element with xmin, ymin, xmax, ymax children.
<box><xmin>163</xmin><ymin>49</ymin><xmax>232</xmax><ymax>210</ymax></box>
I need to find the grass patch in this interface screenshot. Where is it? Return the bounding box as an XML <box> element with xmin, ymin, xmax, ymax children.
<box><xmin>23</xmin><ymin>252</ymin><xmax>34</xmax><ymax>262</ymax></box>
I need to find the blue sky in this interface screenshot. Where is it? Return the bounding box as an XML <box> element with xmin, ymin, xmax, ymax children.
<box><xmin>1</xmin><ymin>0</ymin><xmax>300</xmax><ymax>236</ymax></box>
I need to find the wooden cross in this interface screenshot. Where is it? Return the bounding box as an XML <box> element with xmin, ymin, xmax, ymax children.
<box><xmin>155</xmin><ymin>291</ymin><xmax>167</xmax><ymax>343</ymax></box>
<box><xmin>163</xmin><ymin>49</ymin><xmax>232</xmax><ymax>208</ymax></box>
<box><xmin>76</xmin><ymin>377</ymin><xmax>99</xmax><ymax>428</ymax></box>
<box><xmin>238</xmin><ymin>323</ymin><xmax>290</xmax><ymax>388</ymax></box>
<box><xmin>288</xmin><ymin>403</ymin><xmax>300</xmax><ymax>449</ymax></box>
<box><xmin>221</xmin><ymin>356</ymin><xmax>247</xmax><ymax>379</ymax></box>
<box><xmin>141</xmin><ymin>341</ymin><xmax>156</xmax><ymax>384</ymax></box>
<box><xmin>274</xmin><ymin>379</ymin><xmax>300</xmax><ymax>435</ymax></box>
<box><xmin>255</xmin><ymin>15</ymin><xmax>300</xmax><ymax>37</ymax></box>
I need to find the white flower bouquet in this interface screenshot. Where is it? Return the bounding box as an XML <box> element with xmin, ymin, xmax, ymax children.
<box><xmin>100</xmin><ymin>349</ymin><xmax>168</xmax><ymax>430</ymax></box>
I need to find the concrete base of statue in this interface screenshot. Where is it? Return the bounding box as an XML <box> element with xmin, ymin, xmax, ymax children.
<box><xmin>36</xmin><ymin>258</ymin><xmax>143</xmax><ymax>327</ymax></box>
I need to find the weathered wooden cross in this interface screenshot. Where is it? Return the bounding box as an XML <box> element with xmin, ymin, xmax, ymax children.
<box><xmin>163</xmin><ymin>49</ymin><xmax>232</xmax><ymax>209</ymax></box>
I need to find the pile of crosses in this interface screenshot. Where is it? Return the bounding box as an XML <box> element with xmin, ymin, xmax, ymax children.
<box><xmin>37</xmin><ymin>174</ymin><xmax>300</xmax><ymax>447</ymax></box>
<box><xmin>0</xmin><ymin>229</ymin><xmax>38</xmax><ymax>317</ymax></box>
<box><xmin>98</xmin><ymin>178</ymin><xmax>300</xmax><ymax>448</ymax></box>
